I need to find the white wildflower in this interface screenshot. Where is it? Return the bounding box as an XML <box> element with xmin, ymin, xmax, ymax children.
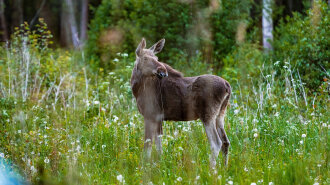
<box><xmin>0</xmin><ymin>153</ymin><xmax>4</xmax><ymax>158</ymax></box>
<box><xmin>301</xmin><ymin>134</ymin><xmax>306</xmax><ymax>138</ymax></box>
<box><xmin>228</xmin><ymin>180</ymin><xmax>233</xmax><ymax>185</ymax></box>
<box><xmin>322</xmin><ymin>123</ymin><xmax>327</xmax><ymax>127</ymax></box>
<box><xmin>30</xmin><ymin>166</ymin><xmax>37</xmax><ymax>173</ymax></box>
<box><xmin>117</xmin><ymin>174</ymin><xmax>124</xmax><ymax>183</ymax></box>
<box><xmin>313</xmin><ymin>183</ymin><xmax>319</xmax><ymax>185</ymax></box>
<box><xmin>254</xmin><ymin>133</ymin><xmax>258</xmax><ymax>138</ymax></box>
<box><xmin>234</xmin><ymin>109</ymin><xmax>239</xmax><ymax>115</ymax></box>
<box><xmin>177</xmin><ymin>177</ymin><xmax>182</xmax><ymax>182</ymax></box>
<box><xmin>196</xmin><ymin>176</ymin><xmax>200</xmax><ymax>180</ymax></box>
<box><xmin>93</xmin><ymin>100</ymin><xmax>100</xmax><ymax>105</ymax></box>
<box><xmin>102</xmin><ymin>145</ymin><xmax>106</xmax><ymax>149</ymax></box>
<box><xmin>113</xmin><ymin>115</ymin><xmax>119</xmax><ymax>122</ymax></box>
<box><xmin>122</xmin><ymin>53</ymin><xmax>128</xmax><ymax>57</ymax></box>
<box><xmin>18</xmin><ymin>130</ymin><xmax>21</xmax><ymax>134</ymax></box>
<box><xmin>113</xmin><ymin>58</ymin><xmax>119</xmax><ymax>62</ymax></box>
<box><xmin>299</xmin><ymin>140</ymin><xmax>303</xmax><ymax>144</ymax></box>
<box><xmin>274</xmin><ymin>112</ymin><xmax>279</xmax><ymax>117</ymax></box>
<box><xmin>44</xmin><ymin>157</ymin><xmax>50</xmax><ymax>164</ymax></box>
<box><xmin>317</xmin><ymin>164</ymin><xmax>321</xmax><ymax>167</ymax></box>
<box><xmin>269</xmin><ymin>182</ymin><xmax>274</xmax><ymax>185</ymax></box>
<box><xmin>251</xmin><ymin>183</ymin><xmax>256</xmax><ymax>185</ymax></box>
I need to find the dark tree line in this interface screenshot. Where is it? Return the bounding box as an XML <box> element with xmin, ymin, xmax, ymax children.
<box><xmin>0</xmin><ymin>0</ymin><xmax>101</xmax><ymax>47</ymax></box>
<box><xmin>0</xmin><ymin>0</ymin><xmax>324</xmax><ymax>47</ymax></box>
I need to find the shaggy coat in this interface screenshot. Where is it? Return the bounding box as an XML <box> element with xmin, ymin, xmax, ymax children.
<box><xmin>131</xmin><ymin>38</ymin><xmax>231</xmax><ymax>167</ymax></box>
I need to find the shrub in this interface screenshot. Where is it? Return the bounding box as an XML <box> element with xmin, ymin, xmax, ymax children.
<box><xmin>87</xmin><ymin>0</ymin><xmax>252</xmax><ymax>70</ymax></box>
<box><xmin>272</xmin><ymin>1</ymin><xmax>329</xmax><ymax>89</ymax></box>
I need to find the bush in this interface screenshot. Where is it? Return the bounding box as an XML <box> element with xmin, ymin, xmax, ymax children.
<box><xmin>87</xmin><ymin>0</ymin><xmax>252</xmax><ymax>70</ymax></box>
<box><xmin>272</xmin><ymin>1</ymin><xmax>329</xmax><ymax>89</ymax></box>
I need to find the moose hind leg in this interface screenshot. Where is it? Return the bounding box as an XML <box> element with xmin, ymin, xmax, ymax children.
<box><xmin>216</xmin><ymin>115</ymin><xmax>230</xmax><ymax>166</ymax></box>
<box><xmin>203</xmin><ymin>119</ymin><xmax>222</xmax><ymax>168</ymax></box>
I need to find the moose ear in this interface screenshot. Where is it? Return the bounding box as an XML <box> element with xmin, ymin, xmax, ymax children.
<box><xmin>136</xmin><ymin>38</ymin><xmax>146</xmax><ymax>57</ymax></box>
<box><xmin>149</xmin><ymin>38</ymin><xmax>165</xmax><ymax>55</ymax></box>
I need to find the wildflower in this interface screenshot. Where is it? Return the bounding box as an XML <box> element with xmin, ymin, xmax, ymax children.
<box><xmin>322</xmin><ymin>123</ymin><xmax>327</xmax><ymax>127</ymax></box>
<box><xmin>18</xmin><ymin>130</ymin><xmax>21</xmax><ymax>134</ymax></box>
<box><xmin>113</xmin><ymin>115</ymin><xmax>119</xmax><ymax>122</ymax></box>
<box><xmin>177</xmin><ymin>177</ymin><xmax>182</xmax><ymax>182</ymax></box>
<box><xmin>113</xmin><ymin>58</ymin><xmax>119</xmax><ymax>62</ymax></box>
<box><xmin>122</xmin><ymin>53</ymin><xmax>128</xmax><ymax>57</ymax></box>
<box><xmin>301</xmin><ymin>134</ymin><xmax>306</xmax><ymax>138</ymax></box>
<box><xmin>254</xmin><ymin>133</ymin><xmax>258</xmax><ymax>138</ymax></box>
<box><xmin>313</xmin><ymin>183</ymin><xmax>319</xmax><ymax>185</ymax></box>
<box><xmin>317</xmin><ymin>164</ymin><xmax>321</xmax><ymax>167</ymax></box>
<box><xmin>117</xmin><ymin>174</ymin><xmax>124</xmax><ymax>183</ymax></box>
<box><xmin>0</xmin><ymin>153</ymin><xmax>4</xmax><ymax>158</ymax></box>
<box><xmin>274</xmin><ymin>112</ymin><xmax>279</xmax><ymax>117</ymax></box>
<box><xmin>251</xmin><ymin>183</ymin><xmax>256</xmax><ymax>185</ymax></box>
<box><xmin>44</xmin><ymin>157</ymin><xmax>50</xmax><ymax>164</ymax></box>
<box><xmin>269</xmin><ymin>182</ymin><xmax>274</xmax><ymax>185</ymax></box>
<box><xmin>234</xmin><ymin>109</ymin><xmax>239</xmax><ymax>115</ymax></box>
<box><xmin>196</xmin><ymin>176</ymin><xmax>200</xmax><ymax>180</ymax></box>
<box><xmin>102</xmin><ymin>145</ymin><xmax>106</xmax><ymax>149</ymax></box>
<box><xmin>94</xmin><ymin>101</ymin><xmax>100</xmax><ymax>105</ymax></box>
<box><xmin>299</xmin><ymin>140</ymin><xmax>303</xmax><ymax>144</ymax></box>
<box><xmin>228</xmin><ymin>180</ymin><xmax>233</xmax><ymax>185</ymax></box>
<box><xmin>30</xmin><ymin>166</ymin><xmax>37</xmax><ymax>173</ymax></box>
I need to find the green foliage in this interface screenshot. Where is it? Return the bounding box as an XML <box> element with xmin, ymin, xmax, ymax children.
<box><xmin>87</xmin><ymin>0</ymin><xmax>253</xmax><ymax>69</ymax></box>
<box><xmin>272</xmin><ymin>1</ymin><xmax>330</xmax><ymax>89</ymax></box>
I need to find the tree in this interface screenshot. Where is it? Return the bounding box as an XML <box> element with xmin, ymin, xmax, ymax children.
<box><xmin>262</xmin><ymin>0</ymin><xmax>273</xmax><ymax>51</ymax></box>
<box><xmin>0</xmin><ymin>0</ymin><xmax>8</xmax><ymax>41</ymax></box>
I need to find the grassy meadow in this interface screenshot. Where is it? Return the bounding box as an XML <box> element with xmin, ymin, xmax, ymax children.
<box><xmin>0</xmin><ymin>25</ymin><xmax>329</xmax><ymax>185</ymax></box>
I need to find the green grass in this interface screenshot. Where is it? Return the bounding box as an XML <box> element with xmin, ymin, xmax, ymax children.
<box><xmin>0</xmin><ymin>38</ymin><xmax>329</xmax><ymax>185</ymax></box>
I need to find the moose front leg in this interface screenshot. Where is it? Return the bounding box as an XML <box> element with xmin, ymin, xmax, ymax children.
<box><xmin>144</xmin><ymin>119</ymin><xmax>163</xmax><ymax>158</ymax></box>
<box><xmin>155</xmin><ymin>121</ymin><xmax>163</xmax><ymax>155</ymax></box>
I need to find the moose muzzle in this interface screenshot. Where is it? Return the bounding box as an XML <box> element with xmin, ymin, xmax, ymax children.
<box><xmin>156</xmin><ymin>66</ymin><xmax>168</xmax><ymax>78</ymax></box>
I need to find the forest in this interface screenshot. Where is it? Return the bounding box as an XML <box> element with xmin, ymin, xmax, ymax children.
<box><xmin>0</xmin><ymin>0</ymin><xmax>329</xmax><ymax>184</ymax></box>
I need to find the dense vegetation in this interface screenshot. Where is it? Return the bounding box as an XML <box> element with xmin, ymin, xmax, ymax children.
<box><xmin>0</xmin><ymin>1</ymin><xmax>329</xmax><ymax>184</ymax></box>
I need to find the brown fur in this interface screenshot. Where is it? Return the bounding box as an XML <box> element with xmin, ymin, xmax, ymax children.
<box><xmin>131</xmin><ymin>38</ymin><xmax>231</xmax><ymax>166</ymax></box>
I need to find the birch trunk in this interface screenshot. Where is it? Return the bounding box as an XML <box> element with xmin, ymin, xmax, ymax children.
<box><xmin>262</xmin><ymin>0</ymin><xmax>273</xmax><ymax>51</ymax></box>
<box><xmin>64</xmin><ymin>0</ymin><xmax>80</xmax><ymax>48</ymax></box>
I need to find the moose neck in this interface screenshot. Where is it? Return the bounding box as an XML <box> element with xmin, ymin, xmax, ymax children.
<box><xmin>131</xmin><ymin>64</ymin><xmax>161</xmax><ymax>99</ymax></box>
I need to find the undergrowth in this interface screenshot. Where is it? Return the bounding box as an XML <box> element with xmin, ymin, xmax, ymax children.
<box><xmin>0</xmin><ymin>21</ymin><xmax>329</xmax><ymax>185</ymax></box>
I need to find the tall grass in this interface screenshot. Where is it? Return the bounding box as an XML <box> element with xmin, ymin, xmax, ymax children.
<box><xmin>0</xmin><ymin>25</ymin><xmax>329</xmax><ymax>184</ymax></box>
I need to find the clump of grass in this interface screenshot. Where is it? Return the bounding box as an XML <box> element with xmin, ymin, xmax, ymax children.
<box><xmin>0</xmin><ymin>24</ymin><xmax>329</xmax><ymax>184</ymax></box>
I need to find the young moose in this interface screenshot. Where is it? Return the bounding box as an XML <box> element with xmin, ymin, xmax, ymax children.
<box><xmin>131</xmin><ymin>38</ymin><xmax>231</xmax><ymax>167</ymax></box>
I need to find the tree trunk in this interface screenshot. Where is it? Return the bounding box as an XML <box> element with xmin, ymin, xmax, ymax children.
<box><xmin>0</xmin><ymin>0</ymin><xmax>8</xmax><ymax>41</ymax></box>
<box><xmin>12</xmin><ymin>0</ymin><xmax>23</xmax><ymax>28</ymax></box>
<box><xmin>262</xmin><ymin>0</ymin><xmax>273</xmax><ymax>51</ymax></box>
<box><xmin>80</xmin><ymin>0</ymin><xmax>88</xmax><ymax>44</ymax></box>
<box><xmin>64</xmin><ymin>0</ymin><xmax>80</xmax><ymax>48</ymax></box>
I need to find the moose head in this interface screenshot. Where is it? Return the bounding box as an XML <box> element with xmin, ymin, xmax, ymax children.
<box><xmin>135</xmin><ymin>38</ymin><xmax>168</xmax><ymax>78</ymax></box>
